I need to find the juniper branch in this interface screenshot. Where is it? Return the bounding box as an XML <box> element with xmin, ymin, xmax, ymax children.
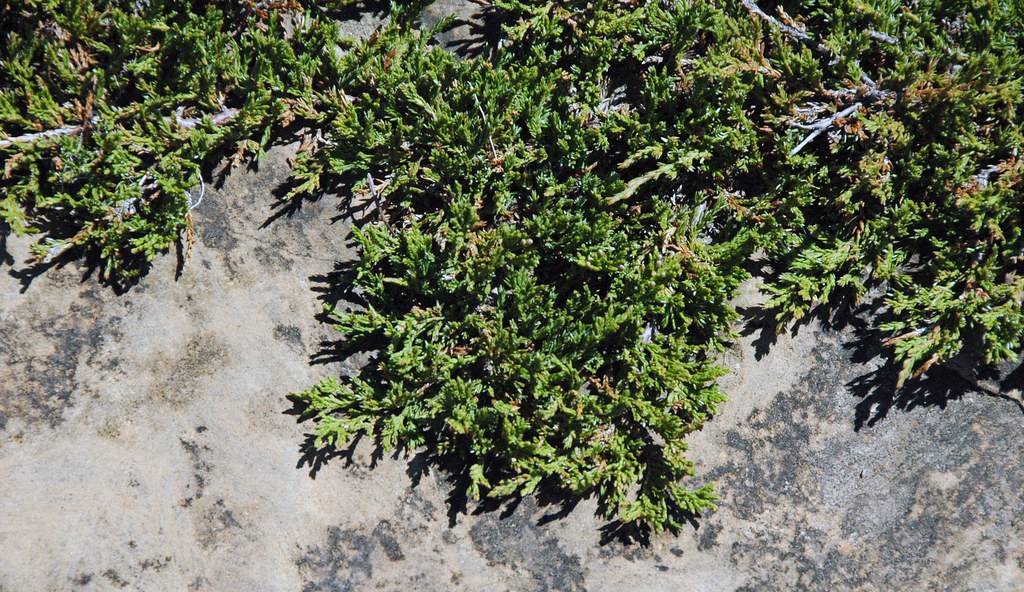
<box><xmin>174</xmin><ymin>106</ymin><xmax>240</xmax><ymax>129</ymax></box>
<box><xmin>0</xmin><ymin>107</ymin><xmax>240</xmax><ymax>150</ymax></box>
<box><xmin>867</xmin><ymin>30</ymin><xmax>898</xmax><ymax>45</ymax></box>
<box><xmin>975</xmin><ymin>164</ymin><xmax>1001</xmax><ymax>188</ymax></box>
<box><xmin>740</xmin><ymin>0</ymin><xmax>831</xmax><ymax>56</ymax></box>
<box><xmin>789</xmin><ymin>101</ymin><xmax>861</xmax><ymax>155</ymax></box>
<box><xmin>0</xmin><ymin>117</ymin><xmax>99</xmax><ymax>149</ymax></box>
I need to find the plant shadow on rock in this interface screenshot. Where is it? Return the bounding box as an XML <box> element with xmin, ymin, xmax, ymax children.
<box><xmin>739</xmin><ymin>286</ymin><xmax>1024</xmax><ymax>431</ymax></box>
<box><xmin>5</xmin><ymin>218</ymin><xmax>145</xmax><ymax>295</ymax></box>
<box><xmin>0</xmin><ymin>221</ymin><xmax>13</xmax><ymax>267</ymax></box>
<box><xmin>4</xmin><ymin>124</ymin><xmax>308</xmax><ymax>295</ymax></box>
<box><xmin>1</xmin><ymin>0</ymin><xmax>388</xmax><ymax>295</ymax></box>
<box><xmin>429</xmin><ymin>2</ymin><xmax>505</xmax><ymax>59</ymax></box>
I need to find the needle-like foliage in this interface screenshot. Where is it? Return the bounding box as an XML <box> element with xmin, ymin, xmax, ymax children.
<box><xmin>0</xmin><ymin>0</ymin><xmax>342</xmax><ymax>282</ymax></box>
<box><xmin>2</xmin><ymin>1</ymin><xmax>1022</xmax><ymax>533</ymax></box>
<box><xmin>292</xmin><ymin>10</ymin><xmax>755</xmax><ymax>530</ymax></box>
<box><xmin>745</xmin><ymin>0</ymin><xmax>1024</xmax><ymax>385</ymax></box>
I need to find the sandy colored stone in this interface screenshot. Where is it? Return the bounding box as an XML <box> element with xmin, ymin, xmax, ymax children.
<box><xmin>2</xmin><ymin>4</ymin><xmax>1024</xmax><ymax>590</ymax></box>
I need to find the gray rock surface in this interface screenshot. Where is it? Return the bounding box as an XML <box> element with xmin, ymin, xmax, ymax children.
<box><xmin>3</xmin><ymin>4</ymin><xmax>1024</xmax><ymax>589</ymax></box>
<box><xmin>2</xmin><ymin>142</ymin><xmax>1022</xmax><ymax>592</ymax></box>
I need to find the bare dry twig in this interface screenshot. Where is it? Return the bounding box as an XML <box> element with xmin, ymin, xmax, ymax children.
<box><xmin>868</xmin><ymin>30</ymin><xmax>898</xmax><ymax>45</ymax></box>
<box><xmin>740</xmin><ymin>0</ymin><xmax>831</xmax><ymax>56</ymax></box>
<box><xmin>789</xmin><ymin>102</ymin><xmax>862</xmax><ymax>155</ymax></box>
<box><xmin>975</xmin><ymin>164</ymin><xmax>1001</xmax><ymax>188</ymax></box>
<box><xmin>741</xmin><ymin>1</ymin><xmax>898</xmax><ymax>155</ymax></box>
<box><xmin>0</xmin><ymin>117</ymin><xmax>99</xmax><ymax>149</ymax></box>
<box><xmin>174</xmin><ymin>106</ymin><xmax>240</xmax><ymax>129</ymax></box>
<box><xmin>0</xmin><ymin>106</ymin><xmax>240</xmax><ymax>150</ymax></box>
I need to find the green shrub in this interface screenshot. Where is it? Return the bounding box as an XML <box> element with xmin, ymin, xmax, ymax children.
<box><xmin>0</xmin><ymin>0</ymin><xmax>341</xmax><ymax>283</ymax></box>
<box><xmin>292</xmin><ymin>16</ymin><xmax>754</xmax><ymax>530</ymax></box>
<box><xmin>3</xmin><ymin>0</ymin><xmax>1022</xmax><ymax>533</ymax></box>
<box><xmin>293</xmin><ymin>0</ymin><xmax>1023</xmax><ymax>531</ymax></box>
<box><xmin>745</xmin><ymin>0</ymin><xmax>1024</xmax><ymax>385</ymax></box>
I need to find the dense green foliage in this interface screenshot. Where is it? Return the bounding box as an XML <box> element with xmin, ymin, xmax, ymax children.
<box><xmin>746</xmin><ymin>0</ymin><xmax>1024</xmax><ymax>385</ymax></box>
<box><xmin>293</xmin><ymin>19</ymin><xmax>751</xmax><ymax>529</ymax></box>
<box><xmin>0</xmin><ymin>0</ymin><xmax>341</xmax><ymax>282</ymax></box>
<box><xmin>2</xmin><ymin>1</ymin><xmax>1022</xmax><ymax>532</ymax></box>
